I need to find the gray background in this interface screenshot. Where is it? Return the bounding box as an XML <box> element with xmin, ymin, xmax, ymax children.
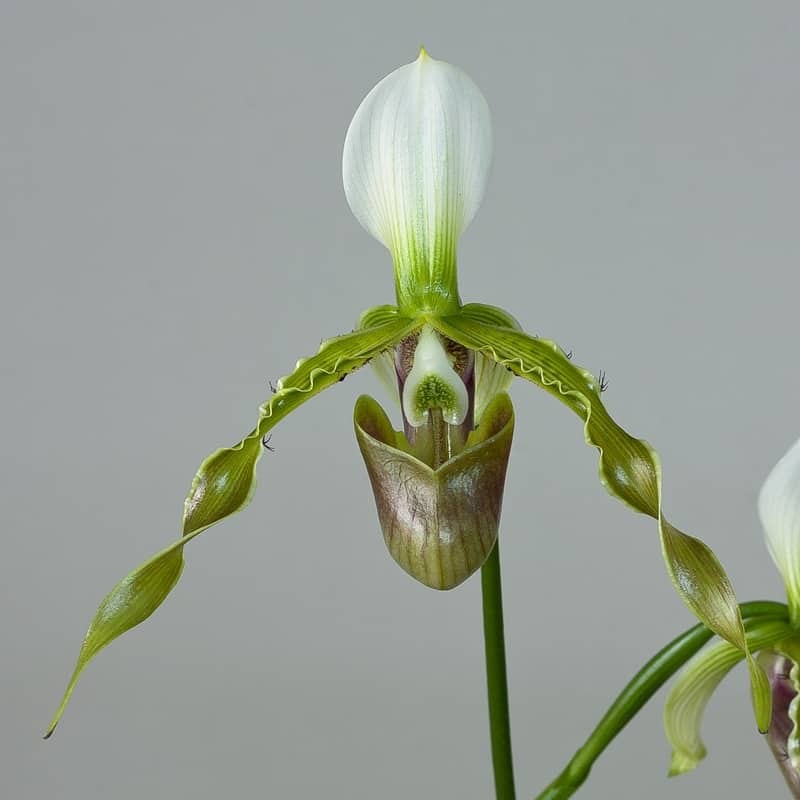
<box><xmin>3</xmin><ymin>1</ymin><xmax>799</xmax><ymax>798</ymax></box>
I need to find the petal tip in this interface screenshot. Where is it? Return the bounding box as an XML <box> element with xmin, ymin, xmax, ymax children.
<box><xmin>667</xmin><ymin>750</ymin><xmax>706</xmax><ymax>778</ymax></box>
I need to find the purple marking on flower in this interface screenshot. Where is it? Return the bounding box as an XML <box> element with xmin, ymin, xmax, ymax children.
<box><xmin>761</xmin><ymin>650</ymin><xmax>800</xmax><ymax>798</ymax></box>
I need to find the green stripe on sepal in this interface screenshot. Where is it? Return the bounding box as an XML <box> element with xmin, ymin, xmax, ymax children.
<box><xmin>342</xmin><ymin>51</ymin><xmax>492</xmax><ymax>317</ymax></box>
<box><xmin>454</xmin><ymin>302</ymin><xmax>521</xmax><ymax>331</ymax></box>
<box><xmin>46</xmin><ymin>316</ymin><xmax>417</xmax><ymax>737</ymax></box>
<box><xmin>664</xmin><ymin>617</ymin><xmax>793</xmax><ymax>776</ymax></box>
<box><xmin>432</xmin><ymin>308</ymin><xmax>768</xmax><ymax>724</ymax></box>
<box><xmin>357</xmin><ymin>304</ymin><xmax>405</xmax><ymax>330</ymax></box>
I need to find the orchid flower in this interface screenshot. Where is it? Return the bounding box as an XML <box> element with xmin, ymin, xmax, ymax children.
<box><xmin>46</xmin><ymin>50</ymin><xmax>769</xmax><ymax>756</ymax></box>
<box><xmin>663</xmin><ymin>436</ymin><xmax>800</xmax><ymax>796</ymax></box>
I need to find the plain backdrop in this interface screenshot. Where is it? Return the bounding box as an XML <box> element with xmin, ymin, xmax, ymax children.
<box><xmin>3</xmin><ymin>2</ymin><xmax>799</xmax><ymax>798</ymax></box>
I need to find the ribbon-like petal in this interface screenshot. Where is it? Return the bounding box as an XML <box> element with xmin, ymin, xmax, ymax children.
<box><xmin>432</xmin><ymin>305</ymin><xmax>773</xmax><ymax>730</ymax></box>
<box><xmin>45</xmin><ymin>315</ymin><xmax>419</xmax><ymax>736</ymax></box>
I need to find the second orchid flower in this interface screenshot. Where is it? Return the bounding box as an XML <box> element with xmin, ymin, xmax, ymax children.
<box><xmin>665</xmin><ymin>435</ymin><xmax>800</xmax><ymax>797</ymax></box>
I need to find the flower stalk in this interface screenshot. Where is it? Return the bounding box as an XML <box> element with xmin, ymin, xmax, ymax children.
<box><xmin>482</xmin><ymin>540</ymin><xmax>516</xmax><ymax>800</ymax></box>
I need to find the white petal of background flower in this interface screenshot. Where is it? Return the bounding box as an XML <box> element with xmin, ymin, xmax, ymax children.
<box><xmin>759</xmin><ymin>436</ymin><xmax>800</xmax><ymax>620</ymax></box>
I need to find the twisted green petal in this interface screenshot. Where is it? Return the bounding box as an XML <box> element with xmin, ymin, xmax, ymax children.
<box><xmin>432</xmin><ymin>304</ymin><xmax>771</xmax><ymax>728</ymax></box>
<box><xmin>664</xmin><ymin>618</ymin><xmax>793</xmax><ymax>776</ymax></box>
<box><xmin>45</xmin><ymin>315</ymin><xmax>418</xmax><ymax>737</ymax></box>
<box><xmin>184</xmin><ymin>315</ymin><xmax>419</xmax><ymax>534</ymax></box>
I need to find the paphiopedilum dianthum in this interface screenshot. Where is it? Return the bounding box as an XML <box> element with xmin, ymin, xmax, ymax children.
<box><xmin>664</xmin><ymin>436</ymin><xmax>800</xmax><ymax>797</ymax></box>
<box><xmin>46</xmin><ymin>49</ymin><xmax>770</xmax><ymax>737</ymax></box>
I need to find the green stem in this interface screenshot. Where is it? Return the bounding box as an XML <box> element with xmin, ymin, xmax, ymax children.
<box><xmin>482</xmin><ymin>540</ymin><xmax>516</xmax><ymax>800</ymax></box>
<box><xmin>534</xmin><ymin>600</ymin><xmax>789</xmax><ymax>800</ymax></box>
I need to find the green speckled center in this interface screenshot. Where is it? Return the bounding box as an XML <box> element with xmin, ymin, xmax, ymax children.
<box><xmin>414</xmin><ymin>374</ymin><xmax>458</xmax><ymax>418</ymax></box>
